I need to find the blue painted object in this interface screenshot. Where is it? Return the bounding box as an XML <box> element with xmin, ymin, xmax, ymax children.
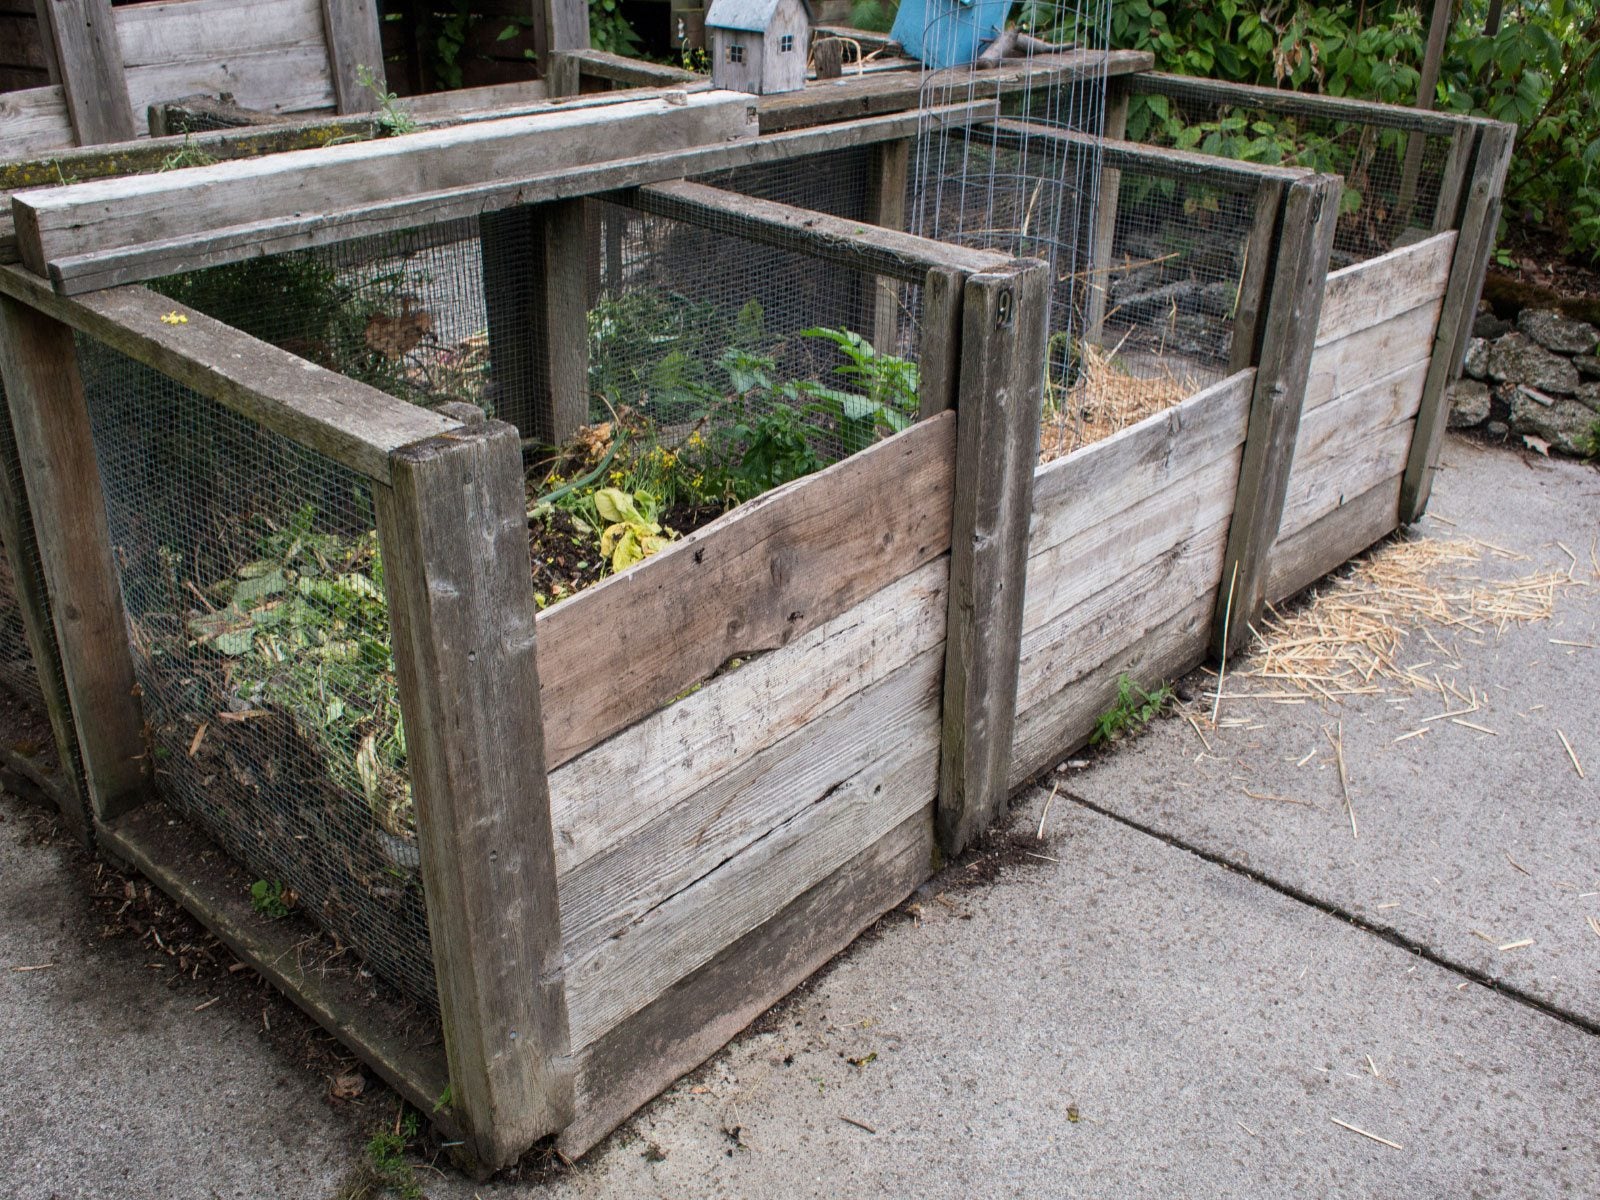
<box><xmin>890</xmin><ymin>0</ymin><xmax>1015</xmax><ymax>69</ymax></box>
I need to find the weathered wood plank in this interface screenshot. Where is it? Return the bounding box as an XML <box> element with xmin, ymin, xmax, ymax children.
<box><xmin>1264</xmin><ymin>473</ymin><xmax>1401</xmax><ymax>605</ymax></box>
<box><xmin>1227</xmin><ymin>179</ymin><xmax>1283</xmax><ymax>373</ymax></box>
<box><xmin>1017</xmin><ymin>515</ymin><xmax>1231</xmax><ymax>717</ymax></box>
<box><xmin>320</xmin><ymin>0</ymin><xmax>385</xmax><ymax>114</ymax></box>
<box><xmin>0</xmin><ymin>293</ymin><xmax>148</xmax><ymax>821</ymax></box>
<box><xmin>99</xmin><ymin>803</ymin><xmax>456</xmax><ymax>1138</ymax></box>
<box><xmin>989</xmin><ymin>118</ymin><xmax>1313</xmax><ymax>188</ymax></box>
<box><xmin>536</xmin><ymin>410</ymin><xmax>957</xmax><ymax>768</ymax></box>
<box><xmin>556</xmin><ymin>805</ymin><xmax>933</xmax><ymax>1158</ymax></box>
<box><xmin>1009</xmin><ymin>591</ymin><xmax>1214</xmax><ymax>789</ymax></box>
<box><xmin>1314</xmin><ymin>230</ymin><xmax>1455</xmax><ymax>346</ymax></box>
<box><xmin>916</xmin><ymin>266</ymin><xmax>963</xmax><ymax>418</ymax></box>
<box><xmin>550</xmin><ymin>48</ymin><xmax>698</xmax><ymax>89</ymax></box>
<box><xmin>937</xmin><ymin>260</ymin><xmax>1047</xmax><ymax>857</ymax></box>
<box><xmin>1277</xmin><ymin>418</ymin><xmax>1414</xmax><ymax>542</ymax></box>
<box><xmin>1084</xmin><ymin>77</ymin><xmax>1131</xmax><ymax>345</ymax></box>
<box><xmin>13</xmin><ymin>91</ymin><xmax>759</xmax><ymax>276</ymax></box>
<box><xmin>37</xmin><ymin>106</ymin><xmax>982</xmax><ymax>293</ymax></box>
<box><xmin>545</xmin><ymin>0</ymin><xmax>589</xmax><ymax>57</ymax></box>
<box><xmin>373</xmin><ymin>422</ymin><xmax>572</xmax><ymax>1168</ymax></box>
<box><xmin>1290</xmin><ymin>357</ymin><xmax>1428</xmax><ymax>471</ymax></box>
<box><xmin>1024</xmin><ymin>450</ymin><xmax>1241</xmax><ymax>638</ymax></box>
<box><xmin>863</xmin><ymin>136</ymin><xmax>909</xmax><ymax>348</ymax></box>
<box><xmin>1129</xmin><ymin>71</ymin><xmax>1473</xmax><ymax>138</ymax></box>
<box><xmin>549</xmin><ymin>557</ymin><xmax>947</xmax><ymax>875</ymax></box>
<box><xmin>1302</xmin><ymin>298</ymin><xmax>1442</xmax><ymax>412</ymax></box>
<box><xmin>1029</xmin><ymin>370</ymin><xmax>1253</xmax><ymax>556</ymax></box>
<box><xmin>40</xmin><ymin>0</ymin><xmax>135</xmax><ymax>144</ymax></box>
<box><xmin>0</xmin><ymin>85</ymin><xmax>72</xmax><ymax>158</ymax></box>
<box><xmin>1400</xmin><ymin>121</ymin><xmax>1516</xmax><ymax>523</ymax></box>
<box><xmin>1211</xmin><ymin>174</ymin><xmax>1341</xmax><ymax>658</ymax></box>
<box><xmin>0</xmin><ymin>266</ymin><xmax>461</xmax><ymax>482</ymax></box>
<box><xmin>562</xmin><ymin>650</ymin><xmax>941</xmax><ymax>1050</ymax></box>
<box><xmin>629</xmin><ymin>179</ymin><xmax>1008</xmax><ymax>285</ymax></box>
<box><xmin>1431</xmin><ymin>123</ymin><xmax>1473</xmax><ymax>234</ymax></box>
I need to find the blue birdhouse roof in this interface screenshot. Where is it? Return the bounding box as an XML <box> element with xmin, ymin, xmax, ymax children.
<box><xmin>706</xmin><ymin>0</ymin><xmax>814</xmax><ymax>34</ymax></box>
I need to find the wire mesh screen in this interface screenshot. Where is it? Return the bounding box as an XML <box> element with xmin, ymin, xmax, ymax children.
<box><xmin>909</xmin><ymin>0</ymin><xmax>1113</xmax><ymax>383</ymax></box>
<box><xmin>77</xmin><ymin>341</ymin><xmax>437</xmax><ymax>1012</ymax></box>
<box><xmin>0</xmin><ymin>387</ymin><xmax>44</xmax><ymax>710</ymax></box>
<box><xmin>1125</xmin><ymin>89</ymin><xmax>1456</xmax><ymax>266</ymax></box>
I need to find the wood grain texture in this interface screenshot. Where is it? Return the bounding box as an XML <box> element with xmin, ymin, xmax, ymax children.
<box><xmin>916</xmin><ymin>266</ymin><xmax>963</xmax><ymax>418</ymax></box>
<box><xmin>0</xmin><ymin>293</ymin><xmax>148</xmax><ymax>821</ymax></box>
<box><xmin>1289</xmin><ymin>357</ymin><xmax>1428</xmax><ymax>480</ymax></box>
<box><xmin>536</xmin><ymin>411</ymin><xmax>957</xmax><ymax>769</ymax></box>
<box><xmin>1211</xmin><ymin>174</ymin><xmax>1341</xmax><ymax>658</ymax></box>
<box><xmin>556</xmin><ymin>805</ymin><xmax>934</xmax><ymax>1158</ymax></box>
<box><xmin>0</xmin><ymin>85</ymin><xmax>73</xmax><ymax>157</ymax></box>
<box><xmin>1265</xmin><ymin>473</ymin><xmax>1401</xmax><ymax>605</ymax></box>
<box><xmin>629</xmin><ymin>179</ymin><xmax>1009</xmax><ymax>285</ymax></box>
<box><xmin>1228</xmin><ymin>179</ymin><xmax>1284</xmax><ymax>373</ymax></box>
<box><xmin>40</xmin><ymin>0</ymin><xmax>134</xmax><ymax>144</ymax></box>
<box><xmin>0</xmin><ymin>265</ymin><xmax>460</xmax><ymax>482</ymax></box>
<box><xmin>319</xmin><ymin>0</ymin><xmax>385</xmax><ymax>114</ymax></box>
<box><xmin>1009</xmin><ymin>592</ymin><xmax>1215</xmax><ymax>789</ymax></box>
<box><xmin>937</xmin><ymin>261</ymin><xmax>1048</xmax><ymax>857</ymax></box>
<box><xmin>1301</xmin><ymin>298</ymin><xmax>1442</xmax><ymax>412</ymax></box>
<box><xmin>1314</xmin><ymin>230</ymin><xmax>1455</xmax><ymax>346</ymax></box>
<box><xmin>100</xmin><ymin>803</ymin><xmax>456</xmax><ymax>1139</ymax></box>
<box><xmin>1023</xmin><ymin>450</ymin><xmax>1241</xmax><ymax>638</ymax></box>
<box><xmin>374</xmin><ymin>422</ymin><xmax>572</xmax><ymax>1167</ymax></box>
<box><xmin>13</xmin><ymin>91</ymin><xmax>758</xmax><ymax>273</ymax></box>
<box><xmin>548</xmin><ymin>557</ymin><xmax>948</xmax><ymax>875</ymax></box>
<box><xmin>1276</xmin><ymin>417</ymin><xmax>1414</xmax><ymax>542</ymax></box>
<box><xmin>1400</xmin><ymin>121</ymin><xmax>1516</xmax><ymax>522</ymax></box>
<box><xmin>545</xmin><ymin>0</ymin><xmax>589</xmax><ymax>55</ymax></box>
<box><xmin>1431</xmin><ymin>124</ymin><xmax>1474</xmax><ymax>234</ymax></box>
<box><xmin>561</xmin><ymin>647</ymin><xmax>943</xmax><ymax>1050</ymax></box>
<box><xmin>1029</xmin><ymin>370</ymin><xmax>1252</xmax><ymax>558</ymax></box>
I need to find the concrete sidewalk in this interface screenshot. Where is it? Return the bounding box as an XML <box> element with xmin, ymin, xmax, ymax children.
<box><xmin>3</xmin><ymin>434</ymin><xmax>1597</xmax><ymax>1199</ymax></box>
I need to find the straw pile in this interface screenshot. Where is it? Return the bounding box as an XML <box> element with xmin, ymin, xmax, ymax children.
<box><xmin>1234</xmin><ymin>536</ymin><xmax>1580</xmax><ymax>704</ymax></box>
<box><xmin>1038</xmin><ymin>342</ymin><xmax>1197</xmax><ymax>465</ymax></box>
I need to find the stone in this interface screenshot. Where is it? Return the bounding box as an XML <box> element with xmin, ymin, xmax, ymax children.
<box><xmin>1473</xmin><ymin>311</ymin><xmax>1513</xmax><ymax>340</ymax></box>
<box><xmin>1516</xmin><ymin>307</ymin><xmax>1599</xmax><ymax>356</ymax></box>
<box><xmin>1507</xmin><ymin>387</ymin><xmax>1600</xmax><ymax>455</ymax></box>
<box><xmin>1485</xmin><ymin>420</ymin><xmax>1509</xmax><ymax>438</ymax></box>
<box><xmin>1578</xmin><ymin>381</ymin><xmax>1600</xmax><ymax>414</ymax></box>
<box><xmin>1462</xmin><ymin>337</ymin><xmax>1490</xmax><ymax>379</ymax></box>
<box><xmin>1486</xmin><ymin>332</ymin><xmax>1580</xmax><ymax>395</ymax></box>
<box><xmin>1574</xmin><ymin>355</ymin><xmax>1600</xmax><ymax>381</ymax></box>
<box><xmin>1446</xmin><ymin>379</ymin><xmax>1492</xmax><ymax>428</ymax></box>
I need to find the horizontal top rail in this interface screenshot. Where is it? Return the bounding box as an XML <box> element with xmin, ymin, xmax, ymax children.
<box><xmin>625</xmin><ymin>180</ymin><xmax>1011</xmax><ymax>283</ymax></box>
<box><xmin>1129</xmin><ymin>71</ymin><xmax>1481</xmax><ymax>138</ymax></box>
<box><xmin>29</xmin><ymin>106</ymin><xmax>990</xmax><ymax>294</ymax></box>
<box><xmin>986</xmin><ymin>119</ymin><xmax>1315</xmax><ymax>188</ymax></box>
<box><xmin>0</xmin><ymin>263</ymin><xmax>461</xmax><ymax>482</ymax></box>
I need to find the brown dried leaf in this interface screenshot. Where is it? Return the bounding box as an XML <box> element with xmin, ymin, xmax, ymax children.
<box><xmin>329</xmin><ymin>1071</ymin><xmax>366</xmax><ymax>1101</ymax></box>
<box><xmin>364</xmin><ymin>299</ymin><xmax>434</xmax><ymax>359</ymax></box>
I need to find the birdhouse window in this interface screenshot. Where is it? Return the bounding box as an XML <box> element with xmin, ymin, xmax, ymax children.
<box><xmin>727</xmin><ymin>43</ymin><xmax>745</xmax><ymax>64</ymax></box>
<box><xmin>780</xmin><ymin>34</ymin><xmax>795</xmax><ymax>52</ymax></box>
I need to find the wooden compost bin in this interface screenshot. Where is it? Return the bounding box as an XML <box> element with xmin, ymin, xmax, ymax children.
<box><xmin>0</xmin><ymin>70</ymin><xmax>1513</xmax><ymax>1172</ymax></box>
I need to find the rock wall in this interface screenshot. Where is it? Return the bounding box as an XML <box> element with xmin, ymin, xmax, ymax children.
<box><xmin>1448</xmin><ymin>306</ymin><xmax>1600</xmax><ymax>456</ymax></box>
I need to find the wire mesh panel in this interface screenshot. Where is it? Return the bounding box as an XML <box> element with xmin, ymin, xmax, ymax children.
<box><xmin>1126</xmin><ymin>89</ymin><xmax>1457</xmax><ymax>266</ymax></box>
<box><xmin>0</xmin><ymin>386</ymin><xmax>45</xmax><ymax>710</ymax></box>
<box><xmin>78</xmin><ymin>341</ymin><xmax>437</xmax><ymax>1012</ymax></box>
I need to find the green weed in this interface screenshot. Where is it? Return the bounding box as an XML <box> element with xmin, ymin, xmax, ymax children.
<box><xmin>356</xmin><ymin>65</ymin><xmax>418</xmax><ymax>138</ymax></box>
<box><xmin>250</xmin><ymin>879</ymin><xmax>292</xmax><ymax>918</ymax></box>
<box><xmin>1090</xmin><ymin>675</ymin><xmax>1174</xmax><ymax>746</ymax></box>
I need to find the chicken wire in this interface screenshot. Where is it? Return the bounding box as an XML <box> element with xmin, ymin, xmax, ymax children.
<box><xmin>0</xmin><ymin>387</ymin><xmax>44</xmax><ymax>710</ymax></box>
<box><xmin>1125</xmin><ymin>88</ymin><xmax>1457</xmax><ymax>267</ymax></box>
<box><xmin>77</xmin><ymin>340</ymin><xmax>438</xmax><ymax>1013</ymax></box>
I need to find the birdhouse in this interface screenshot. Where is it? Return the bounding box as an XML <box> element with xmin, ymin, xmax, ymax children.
<box><xmin>705</xmin><ymin>0</ymin><xmax>814</xmax><ymax>95</ymax></box>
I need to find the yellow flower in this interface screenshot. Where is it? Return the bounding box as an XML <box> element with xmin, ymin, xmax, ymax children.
<box><xmin>160</xmin><ymin>311</ymin><xmax>189</xmax><ymax>326</ymax></box>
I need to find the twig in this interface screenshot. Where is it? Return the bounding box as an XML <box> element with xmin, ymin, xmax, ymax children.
<box><xmin>1212</xmin><ymin>561</ymin><xmax>1240</xmax><ymax>725</ymax></box>
<box><xmin>1497</xmin><ymin>938</ymin><xmax>1533</xmax><ymax>951</ymax></box>
<box><xmin>11</xmin><ymin>963</ymin><xmax>55</xmax><ymax>972</ymax></box>
<box><xmin>1236</xmin><ymin>1119</ymin><xmax>1257</xmax><ymax>1137</ymax></box>
<box><xmin>1556</xmin><ymin>729</ymin><xmax>1584</xmax><ymax>778</ymax></box>
<box><xmin>1330</xmin><ymin>1117</ymin><xmax>1402</xmax><ymax>1150</ymax></box>
<box><xmin>839</xmin><ymin>1115</ymin><xmax>877</xmax><ymax>1134</ymax></box>
<box><xmin>1037</xmin><ymin>782</ymin><xmax>1059</xmax><ymax>841</ymax></box>
<box><xmin>193</xmin><ymin>996</ymin><xmax>220</xmax><ymax>1012</ymax></box>
<box><xmin>1023</xmin><ymin>851</ymin><xmax>1061</xmax><ymax>864</ymax></box>
<box><xmin>1326</xmin><ymin>722</ymin><xmax>1355</xmax><ymax>839</ymax></box>
<box><xmin>1450</xmin><ymin>719</ymin><xmax>1497</xmax><ymax>735</ymax></box>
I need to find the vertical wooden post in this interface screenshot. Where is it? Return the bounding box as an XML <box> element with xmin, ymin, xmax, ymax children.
<box><xmin>320</xmin><ymin>0</ymin><xmax>387</xmax><ymax>115</ymax></box>
<box><xmin>1083</xmin><ymin>75</ymin><xmax>1131</xmax><ymax>345</ymax></box>
<box><xmin>863</xmin><ymin>138</ymin><xmax>910</xmax><ymax>351</ymax></box>
<box><xmin>543</xmin><ymin>0</ymin><xmax>590</xmax><ymax>71</ymax></box>
<box><xmin>1211</xmin><ymin>174</ymin><xmax>1341</xmax><ymax>659</ymax></box>
<box><xmin>1395</xmin><ymin>0</ymin><xmax>1453</xmax><ymax>227</ymax></box>
<box><xmin>39</xmin><ymin>0</ymin><xmax>136</xmax><ymax>145</ymax></box>
<box><xmin>1430</xmin><ymin>122</ymin><xmax>1475</xmax><ymax>234</ymax></box>
<box><xmin>0</xmin><ymin>397</ymin><xmax>89</xmax><ymax>840</ymax></box>
<box><xmin>478</xmin><ymin>200</ymin><xmax>590</xmax><ymax>446</ymax></box>
<box><xmin>0</xmin><ymin>295</ymin><xmax>148</xmax><ymax>821</ymax></box>
<box><xmin>916</xmin><ymin>266</ymin><xmax>963</xmax><ymax>419</ymax></box>
<box><xmin>936</xmin><ymin>258</ymin><xmax>1048</xmax><ymax>858</ymax></box>
<box><xmin>1400</xmin><ymin>121</ymin><xmax>1516</xmax><ymax>524</ymax></box>
<box><xmin>1228</xmin><ymin>178</ymin><xmax>1286</xmax><ymax>374</ymax></box>
<box><xmin>374</xmin><ymin>420</ymin><xmax>573</xmax><ymax>1169</ymax></box>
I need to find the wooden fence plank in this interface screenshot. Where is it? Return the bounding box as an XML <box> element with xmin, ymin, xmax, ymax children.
<box><xmin>39</xmin><ymin>0</ymin><xmax>135</xmax><ymax>144</ymax></box>
<box><xmin>1083</xmin><ymin>76</ymin><xmax>1130</xmax><ymax>344</ymax></box>
<box><xmin>561</xmin><ymin>646</ymin><xmax>942</xmax><ymax>1050</ymax></box>
<box><xmin>1128</xmin><ymin>71</ymin><xmax>1469</xmax><ymax>138</ymax></box>
<box><xmin>989</xmin><ymin>118</ymin><xmax>1312</xmax><ymax>189</ymax></box>
<box><xmin>916</xmin><ymin>266</ymin><xmax>963</xmax><ymax>418</ymax></box>
<box><xmin>1228</xmin><ymin>179</ymin><xmax>1284</xmax><ymax>373</ymax></box>
<box><xmin>1302</xmin><ymin>298</ymin><xmax>1442</xmax><ymax>412</ymax></box>
<box><xmin>373</xmin><ymin>421</ymin><xmax>572</xmax><ymax>1169</ymax></box>
<box><xmin>0</xmin><ymin>265</ymin><xmax>461</xmax><ymax>483</ymax></box>
<box><xmin>1314</xmin><ymin>230</ymin><xmax>1455</xmax><ymax>346</ymax></box>
<box><xmin>863</xmin><ymin>136</ymin><xmax>909</xmax><ymax>349</ymax></box>
<box><xmin>937</xmin><ymin>259</ymin><xmax>1048</xmax><ymax>857</ymax></box>
<box><xmin>1400</xmin><ymin>121</ymin><xmax>1516</xmax><ymax>523</ymax></box>
<box><xmin>320</xmin><ymin>0</ymin><xmax>386</xmax><ymax>114</ymax></box>
<box><xmin>557</xmin><ymin>805</ymin><xmax>934</xmax><ymax>1159</ymax></box>
<box><xmin>1265</xmin><ymin>473</ymin><xmax>1401</xmax><ymax>604</ymax></box>
<box><xmin>0</xmin><ymin>85</ymin><xmax>73</xmax><ymax>158</ymax></box>
<box><xmin>1277</xmin><ymin>418</ymin><xmax>1415</xmax><ymax>542</ymax></box>
<box><xmin>0</xmin><ymin>293</ymin><xmax>147</xmax><ymax>821</ymax></box>
<box><xmin>12</xmin><ymin>91</ymin><xmax>759</xmax><ymax>275</ymax></box>
<box><xmin>549</xmin><ymin>557</ymin><xmax>947</xmax><ymax>875</ymax></box>
<box><xmin>1290</xmin><ymin>357</ymin><xmax>1428</xmax><ymax>471</ymax></box>
<box><xmin>1431</xmin><ymin>123</ymin><xmax>1474</xmax><ymax>234</ymax></box>
<box><xmin>1211</xmin><ymin>174</ymin><xmax>1341</xmax><ymax>659</ymax></box>
<box><xmin>537</xmin><ymin>410</ymin><xmax>957</xmax><ymax>769</ymax></box>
